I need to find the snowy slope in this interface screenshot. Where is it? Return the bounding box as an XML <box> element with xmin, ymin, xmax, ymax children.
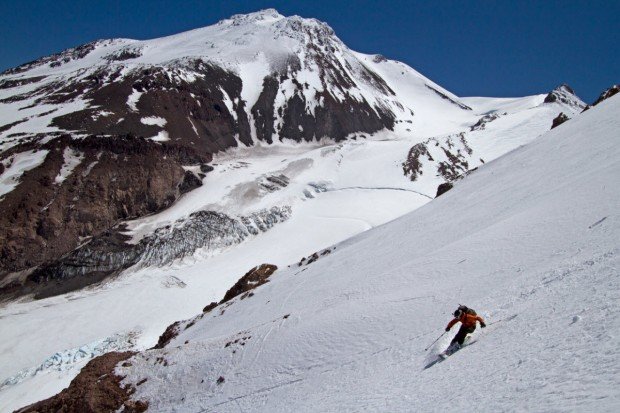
<box><xmin>0</xmin><ymin>87</ymin><xmax>585</xmax><ymax>413</ymax></box>
<box><xmin>0</xmin><ymin>9</ymin><xmax>590</xmax><ymax>411</ymax></box>
<box><xmin>101</xmin><ymin>95</ymin><xmax>620</xmax><ymax>411</ymax></box>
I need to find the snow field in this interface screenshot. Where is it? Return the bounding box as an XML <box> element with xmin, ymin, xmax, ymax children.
<box><xmin>114</xmin><ymin>96</ymin><xmax>620</xmax><ymax>412</ymax></box>
<box><xmin>0</xmin><ymin>9</ymin><xmax>589</xmax><ymax>410</ymax></box>
<box><xmin>0</xmin><ymin>89</ymin><xmax>579</xmax><ymax>411</ymax></box>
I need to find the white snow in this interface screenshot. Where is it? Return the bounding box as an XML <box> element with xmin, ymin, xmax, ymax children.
<box><xmin>238</xmin><ymin>53</ymin><xmax>270</xmax><ymax>111</ymax></box>
<box><xmin>187</xmin><ymin>116</ymin><xmax>200</xmax><ymax>137</ymax></box>
<box><xmin>0</xmin><ymin>90</ymin><xmax>578</xmax><ymax>411</ymax></box>
<box><xmin>140</xmin><ymin>116</ymin><xmax>167</xmax><ymax>127</ymax></box>
<box><xmin>149</xmin><ymin>130</ymin><xmax>170</xmax><ymax>142</ymax></box>
<box><xmin>0</xmin><ymin>98</ymin><xmax>89</xmax><ymax>151</ymax></box>
<box><xmin>0</xmin><ymin>149</ymin><xmax>49</xmax><ymax>197</ymax></box>
<box><xmin>127</xmin><ymin>88</ymin><xmax>142</xmax><ymax>112</ymax></box>
<box><xmin>0</xmin><ymin>9</ymin><xmax>609</xmax><ymax>411</ymax></box>
<box><xmin>81</xmin><ymin>154</ymin><xmax>101</xmax><ymax>177</ymax></box>
<box><xmin>116</xmin><ymin>95</ymin><xmax>620</xmax><ymax>412</ymax></box>
<box><xmin>54</xmin><ymin>147</ymin><xmax>84</xmax><ymax>184</ymax></box>
<box><xmin>219</xmin><ymin>87</ymin><xmax>237</xmax><ymax>121</ymax></box>
<box><xmin>91</xmin><ymin>110</ymin><xmax>113</xmax><ymax>121</ymax></box>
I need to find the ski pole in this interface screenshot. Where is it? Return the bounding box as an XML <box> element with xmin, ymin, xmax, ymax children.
<box><xmin>424</xmin><ymin>331</ymin><xmax>446</xmax><ymax>351</ymax></box>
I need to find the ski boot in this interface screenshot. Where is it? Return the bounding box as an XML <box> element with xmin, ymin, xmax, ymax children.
<box><xmin>440</xmin><ymin>342</ymin><xmax>461</xmax><ymax>358</ymax></box>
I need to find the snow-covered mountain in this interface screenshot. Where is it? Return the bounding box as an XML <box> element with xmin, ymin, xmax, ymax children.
<box><xmin>18</xmin><ymin>89</ymin><xmax>620</xmax><ymax>413</ymax></box>
<box><xmin>0</xmin><ymin>9</ymin><xmax>585</xmax><ymax>299</ymax></box>
<box><xmin>0</xmin><ymin>9</ymin><xmax>600</xmax><ymax>411</ymax></box>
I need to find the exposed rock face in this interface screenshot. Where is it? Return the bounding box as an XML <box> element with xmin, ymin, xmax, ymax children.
<box><xmin>297</xmin><ymin>248</ymin><xmax>333</xmax><ymax>267</ymax></box>
<box><xmin>551</xmin><ymin>112</ymin><xmax>570</xmax><ymax>129</ymax></box>
<box><xmin>402</xmin><ymin>142</ymin><xmax>434</xmax><ymax>181</ymax></box>
<box><xmin>14</xmin><ymin>206</ymin><xmax>290</xmax><ymax>299</ymax></box>
<box><xmin>221</xmin><ymin>263</ymin><xmax>278</xmax><ymax>302</ymax></box>
<box><xmin>152</xmin><ymin>321</ymin><xmax>182</xmax><ymax>350</ymax></box>
<box><xmin>435</xmin><ymin>182</ymin><xmax>454</xmax><ymax>197</ymax></box>
<box><xmin>425</xmin><ymin>85</ymin><xmax>472</xmax><ymax>111</ymax></box>
<box><xmin>1</xmin><ymin>12</ymin><xmax>405</xmax><ymax>154</ymax></box>
<box><xmin>0</xmin><ymin>134</ymin><xmax>208</xmax><ymax>289</ymax></box>
<box><xmin>47</xmin><ymin>62</ymin><xmax>254</xmax><ymax>154</ymax></box>
<box><xmin>15</xmin><ymin>351</ymin><xmax>147</xmax><ymax>413</ymax></box>
<box><xmin>402</xmin><ymin>133</ymin><xmax>473</xmax><ymax>182</ymax></box>
<box><xmin>584</xmin><ymin>84</ymin><xmax>619</xmax><ymax>111</ymax></box>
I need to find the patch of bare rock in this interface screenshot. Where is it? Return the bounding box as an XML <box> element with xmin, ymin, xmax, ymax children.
<box><xmin>15</xmin><ymin>351</ymin><xmax>148</xmax><ymax>413</ymax></box>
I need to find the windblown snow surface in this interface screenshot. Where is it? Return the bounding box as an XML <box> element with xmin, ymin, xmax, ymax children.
<box><xmin>110</xmin><ymin>96</ymin><xmax>620</xmax><ymax>412</ymax></box>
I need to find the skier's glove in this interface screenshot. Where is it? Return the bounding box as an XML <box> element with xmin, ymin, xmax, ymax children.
<box><xmin>480</xmin><ymin>322</ymin><xmax>486</xmax><ymax>328</ymax></box>
<box><xmin>445</xmin><ymin>327</ymin><xmax>450</xmax><ymax>332</ymax></box>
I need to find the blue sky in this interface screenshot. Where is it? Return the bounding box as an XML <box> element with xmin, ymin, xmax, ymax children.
<box><xmin>1</xmin><ymin>0</ymin><xmax>617</xmax><ymax>102</ymax></box>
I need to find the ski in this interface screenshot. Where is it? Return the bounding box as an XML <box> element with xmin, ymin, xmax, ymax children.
<box><xmin>424</xmin><ymin>336</ymin><xmax>476</xmax><ymax>370</ymax></box>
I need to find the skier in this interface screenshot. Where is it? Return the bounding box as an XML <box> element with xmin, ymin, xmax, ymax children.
<box><xmin>444</xmin><ymin>305</ymin><xmax>486</xmax><ymax>354</ymax></box>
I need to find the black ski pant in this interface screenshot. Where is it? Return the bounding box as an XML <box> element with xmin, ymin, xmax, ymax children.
<box><xmin>450</xmin><ymin>325</ymin><xmax>475</xmax><ymax>345</ymax></box>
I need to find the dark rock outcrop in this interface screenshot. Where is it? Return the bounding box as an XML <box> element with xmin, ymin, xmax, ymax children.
<box><xmin>47</xmin><ymin>62</ymin><xmax>253</xmax><ymax>154</ymax></box>
<box><xmin>402</xmin><ymin>143</ymin><xmax>434</xmax><ymax>181</ymax></box>
<box><xmin>152</xmin><ymin>321</ymin><xmax>182</xmax><ymax>350</ymax></box>
<box><xmin>153</xmin><ymin>263</ymin><xmax>277</xmax><ymax>350</ymax></box>
<box><xmin>15</xmin><ymin>351</ymin><xmax>148</xmax><ymax>413</ymax></box>
<box><xmin>403</xmin><ymin>133</ymin><xmax>472</xmax><ymax>182</ymax></box>
<box><xmin>583</xmin><ymin>84</ymin><xmax>619</xmax><ymax>112</ymax></box>
<box><xmin>0</xmin><ymin>135</ymin><xmax>210</xmax><ymax>277</ymax></box>
<box><xmin>425</xmin><ymin>85</ymin><xmax>472</xmax><ymax>111</ymax></box>
<box><xmin>470</xmin><ymin>112</ymin><xmax>505</xmax><ymax>131</ymax></box>
<box><xmin>592</xmin><ymin>84</ymin><xmax>619</xmax><ymax>105</ymax></box>
<box><xmin>0</xmin><ymin>134</ymin><xmax>209</xmax><ymax>287</ymax></box>
<box><xmin>551</xmin><ymin>112</ymin><xmax>570</xmax><ymax>129</ymax></box>
<box><xmin>178</xmin><ymin>170</ymin><xmax>203</xmax><ymax>195</ymax></box>
<box><xmin>435</xmin><ymin>182</ymin><xmax>454</xmax><ymax>197</ymax></box>
<box><xmin>221</xmin><ymin>264</ymin><xmax>278</xmax><ymax>303</ymax></box>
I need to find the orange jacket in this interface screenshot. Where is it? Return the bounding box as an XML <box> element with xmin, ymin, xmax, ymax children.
<box><xmin>447</xmin><ymin>312</ymin><xmax>485</xmax><ymax>330</ymax></box>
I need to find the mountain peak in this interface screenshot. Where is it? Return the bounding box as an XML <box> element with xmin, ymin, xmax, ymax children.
<box><xmin>556</xmin><ymin>83</ymin><xmax>576</xmax><ymax>95</ymax></box>
<box><xmin>225</xmin><ymin>8</ymin><xmax>285</xmax><ymax>25</ymax></box>
<box><xmin>544</xmin><ymin>83</ymin><xmax>585</xmax><ymax>109</ymax></box>
<box><xmin>217</xmin><ymin>9</ymin><xmax>338</xmax><ymax>46</ymax></box>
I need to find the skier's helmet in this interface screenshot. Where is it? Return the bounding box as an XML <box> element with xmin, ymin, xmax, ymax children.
<box><xmin>453</xmin><ymin>309</ymin><xmax>463</xmax><ymax>318</ymax></box>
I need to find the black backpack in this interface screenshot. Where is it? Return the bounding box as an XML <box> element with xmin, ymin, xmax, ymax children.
<box><xmin>457</xmin><ymin>305</ymin><xmax>477</xmax><ymax>316</ymax></box>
